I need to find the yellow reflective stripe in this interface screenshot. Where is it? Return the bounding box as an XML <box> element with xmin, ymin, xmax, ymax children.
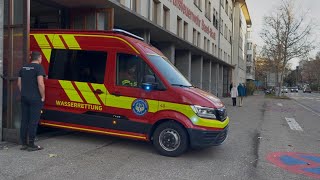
<box><xmin>41</xmin><ymin>49</ymin><xmax>52</xmax><ymax>62</ymax></box>
<box><xmin>159</xmin><ymin>101</ymin><xmax>228</xmax><ymax>128</ymax></box>
<box><xmin>58</xmin><ymin>80</ymin><xmax>83</xmax><ymax>102</ymax></box>
<box><xmin>46</xmin><ymin>34</ymin><xmax>65</xmax><ymax>49</ymax></box>
<box><xmin>146</xmin><ymin>100</ymin><xmax>158</xmax><ymax>113</ymax></box>
<box><xmin>33</xmin><ymin>34</ymin><xmax>50</xmax><ymax>48</ymax></box>
<box><xmin>74</xmin><ymin>82</ymin><xmax>100</xmax><ymax>105</ymax></box>
<box><xmin>34</xmin><ymin>33</ymin><xmax>139</xmax><ymax>54</ymax></box>
<box><xmin>75</xmin><ymin>34</ymin><xmax>140</xmax><ymax>54</ymax></box>
<box><xmin>107</xmin><ymin>95</ymin><xmax>158</xmax><ymax>113</ymax></box>
<box><xmin>32</xmin><ymin>34</ymin><xmax>52</xmax><ymax>62</ymax></box>
<box><xmin>193</xmin><ymin>116</ymin><xmax>229</xmax><ymax>129</ymax></box>
<box><xmin>61</xmin><ymin>34</ymin><xmax>81</xmax><ymax>49</ymax></box>
<box><xmin>91</xmin><ymin>84</ymin><xmax>108</xmax><ymax>106</ymax></box>
<box><xmin>41</xmin><ymin>122</ymin><xmax>147</xmax><ymax>140</ymax></box>
<box><xmin>107</xmin><ymin>96</ymin><xmax>135</xmax><ymax>110</ymax></box>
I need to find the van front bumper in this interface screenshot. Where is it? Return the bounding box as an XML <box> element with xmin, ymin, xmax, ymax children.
<box><xmin>187</xmin><ymin>126</ymin><xmax>228</xmax><ymax>148</ymax></box>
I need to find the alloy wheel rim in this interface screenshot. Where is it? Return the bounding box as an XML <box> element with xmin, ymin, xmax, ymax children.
<box><xmin>159</xmin><ymin>128</ymin><xmax>181</xmax><ymax>152</ymax></box>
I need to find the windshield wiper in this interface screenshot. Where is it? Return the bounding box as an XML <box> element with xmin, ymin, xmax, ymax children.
<box><xmin>171</xmin><ymin>84</ymin><xmax>193</xmax><ymax>88</ymax></box>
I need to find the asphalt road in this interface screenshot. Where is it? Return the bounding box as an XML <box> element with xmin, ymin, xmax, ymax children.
<box><xmin>286</xmin><ymin>91</ymin><xmax>320</xmax><ymax>115</ymax></box>
<box><xmin>0</xmin><ymin>94</ymin><xmax>319</xmax><ymax>180</ymax></box>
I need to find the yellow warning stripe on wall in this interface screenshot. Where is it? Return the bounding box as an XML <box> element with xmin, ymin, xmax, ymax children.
<box><xmin>74</xmin><ymin>82</ymin><xmax>100</xmax><ymax>105</ymax></box>
<box><xmin>58</xmin><ymin>80</ymin><xmax>83</xmax><ymax>103</ymax></box>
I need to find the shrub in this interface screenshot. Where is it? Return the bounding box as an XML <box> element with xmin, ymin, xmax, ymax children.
<box><xmin>246</xmin><ymin>81</ymin><xmax>256</xmax><ymax>96</ymax></box>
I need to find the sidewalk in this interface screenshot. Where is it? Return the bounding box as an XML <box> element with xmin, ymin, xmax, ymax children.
<box><xmin>0</xmin><ymin>95</ymin><xmax>267</xmax><ymax>180</ymax></box>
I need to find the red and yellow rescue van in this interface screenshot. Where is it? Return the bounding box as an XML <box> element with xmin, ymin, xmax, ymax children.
<box><xmin>30</xmin><ymin>29</ymin><xmax>229</xmax><ymax>156</ymax></box>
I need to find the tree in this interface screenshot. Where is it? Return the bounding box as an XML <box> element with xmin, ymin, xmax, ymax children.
<box><xmin>255</xmin><ymin>57</ymin><xmax>272</xmax><ymax>88</ymax></box>
<box><xmin>260</xmin><ymin>0</ymin><xmax>315</xmax><ymax>96</ymax></box>
<box><xmin>301</xmin><ymin>56</ymin><xmax>320</xmax><ymax>90</ymax></box>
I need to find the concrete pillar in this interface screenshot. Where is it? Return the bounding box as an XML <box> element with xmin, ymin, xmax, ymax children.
<box><xmin>175</xmin><ymin>50</ymin><xmax>191</xmax><ymax>81</ymax></box>
<box><xmin>157</xmin><ymin>43</ymin><xmax>175</xmax><ymax>64</ymax></box>
<box><xmin>211</xmin><ymin>63</ymin><xmax>219</xmax><ymax>96</ymax></box>
<box><xmin>219</xmin><ymin>65</ymin><xmax>224</xmax><ymax>97</ymax></box>
<box><xmin>191</xmin><ymin>55</ymin><xmax>203</xmax><ymax>89</ymax></box>
<box><xmin>0</xmin><ymin>0</ymin><xmax>3</xmax><ymax>141</ymax></box>
<box><xmin>223</xmin><ymin>66</ymin><xmax>228</xmax><ymax>96</ymax></box>
<box><xmin>202</xmin><ymin>59</ymin><xmax>211</xmax><ymax>92</ymax></box>
<box><xmin>228</xmin><ymin>67</ymin><xmax>233</xmax><ymax>94</ymax></box>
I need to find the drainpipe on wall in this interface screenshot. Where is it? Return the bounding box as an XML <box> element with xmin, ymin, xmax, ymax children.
<box><xmin>0</xmin><ymin>0</ymin><xmax>4</xmax><ymax>141</ymax></box>
<box><xmin>147</xmin><ymin>0</ymin><xmax>151</xmax><ymax>20</ymax></box>
<box><xmin>218</xmin><ymin>0</ymin><xmax>221</xmax><ymax>60</ymax></box>
<box><xmin>230</xmin><ymin>0</ymin><xmax>235</xmax><ymax>85</ymax></box>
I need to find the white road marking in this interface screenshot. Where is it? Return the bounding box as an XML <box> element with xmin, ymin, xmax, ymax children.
<box><xmin>277</xmin><ymin>103</ymin><xmax>283</xmax><ymax>107</ymax></box>
<box><xmin>285</xmin><ymin>117</ymin><xmax>303</xmax><ymax>131</ymax></box>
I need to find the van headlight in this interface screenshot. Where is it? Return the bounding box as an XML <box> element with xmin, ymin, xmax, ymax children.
<box><xmin>191</xmin><ymin>105</ymin><xmax>217</xmax><ymax>119</ymax></box>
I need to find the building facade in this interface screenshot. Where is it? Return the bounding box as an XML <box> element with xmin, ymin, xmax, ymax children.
<box><xmin>246</xmin><ymin>28</ymin><xmax>255</xmax><ymax>81</ymax></box>
<box><xmin>231</xmin><ymin>0</ymin><xmax>251</xmax><ymax>85</ymax></box>
<box><xmin>0</xmin><ymin>0</ymin><xmax>251</xmax><ymax>142</ymax></box>
<box><xmin>116</xmin><ymin>0</ymin><xmax>251</xmax><ymax>90</ymax></box>
<box><xmin>117</xmin><ymin>0</ymin><xmax>235</xmax><ymax>95</ymax></box>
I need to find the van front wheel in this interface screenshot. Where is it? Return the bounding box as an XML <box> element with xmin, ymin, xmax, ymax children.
<box><xmin>153</xmin><ymin>121</ymin><xmax>188</xmax><ymax>157</ymax></box>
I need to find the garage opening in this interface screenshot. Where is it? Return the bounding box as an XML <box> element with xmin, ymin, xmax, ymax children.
<box><xmin>2</xmin><ymin>0</ymin><xmax>114</xmax><ymax>142</ymax></box>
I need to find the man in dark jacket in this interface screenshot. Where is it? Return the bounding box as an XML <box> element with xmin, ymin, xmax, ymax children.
<box><xmin>237</xmin><ymin>83</ymin><xmax>245</xmax><ymax>107</ymax></box>
<box><xmin>18</xmin><ymin>51</ymin><xmax>46</xmax><ymax>151</ymax></box>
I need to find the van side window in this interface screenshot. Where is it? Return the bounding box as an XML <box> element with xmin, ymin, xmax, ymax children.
<box><xmin>49</xmin><ymin>49</ymin><xmax>107</xmax><ymax>84</ymax></box>
<box><xmin>116</xmin><ymin>53</ymin><xmax>156</xmax><ymax>87</ymax></box>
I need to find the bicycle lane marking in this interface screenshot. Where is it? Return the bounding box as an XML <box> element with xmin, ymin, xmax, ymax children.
<box><xmin>285</xmin><ymin>118</ymin><xmax>303</xmax><ymax>131</ymax></box>
<box><xmin>267</xmin><ymin>152</ymin><xmax>320</xmax><ymax>179</ymax></box>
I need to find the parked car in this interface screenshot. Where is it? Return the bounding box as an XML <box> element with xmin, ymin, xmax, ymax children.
<box><xmin>303</xmin><ymin>87</ymin><xmax>312</xmax><ymax>93</ymax></box>
<box><xmin>265</xmin><ymin>89</ymin><xmax>272</xmax><ymax>94</ymax></box>
<box><xmin>281</xmin><ymin>87</ymin><xmax>288</xmax><ymax>93</ymax></box>
<box><xmin>291</xmin><ymin>87</ymin><xmax>299</xmax><ymax>92</ymax></box>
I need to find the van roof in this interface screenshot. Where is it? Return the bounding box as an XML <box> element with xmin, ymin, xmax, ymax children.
<box><xmin>30</xmin><ymin>29</ymin><xmax>144</xmax><ymax>41</ymax></box>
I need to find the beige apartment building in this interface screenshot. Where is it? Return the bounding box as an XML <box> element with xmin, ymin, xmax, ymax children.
<box><xmin>246</xmin><ymin>28</ymin><xmax>256</xmax><ymax>81</ymax></box>
<box><xmin>0</xmin><ymin>0</ymin><xmax>251</xmax><ymax>141</ymax></box>
<box><xmin>116</xmin><ymin>0</ymin><xmax>251</xmax><ymax>93</ymax></box>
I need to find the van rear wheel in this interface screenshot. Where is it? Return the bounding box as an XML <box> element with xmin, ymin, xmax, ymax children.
<box><xmin>153</xmin><ymin>121</ymin><xmax>188</xmax><ymax>157</ymax></box>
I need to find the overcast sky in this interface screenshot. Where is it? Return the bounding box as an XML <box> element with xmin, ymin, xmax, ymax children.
<box><xmin>246</xmin><ymin>0</ymin><xmax>320</xmax><ymax>68</ymax></box>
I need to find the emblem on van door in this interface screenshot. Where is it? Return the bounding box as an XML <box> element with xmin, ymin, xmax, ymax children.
<box><xmin>132</xmin><ymin>99</ymin><xmax>148</xmax><ymax>116</ymax></box>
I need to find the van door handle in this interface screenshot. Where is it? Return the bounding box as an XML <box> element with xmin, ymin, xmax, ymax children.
<box><xmin>93</xmin><ymin>89</ymin><xmax>103</xmax><ymax>95</ymax></box>
<box><xmin>111</xmin><ymin>91</ymin><xmax>121</xmax><ymax>97</ymax></box>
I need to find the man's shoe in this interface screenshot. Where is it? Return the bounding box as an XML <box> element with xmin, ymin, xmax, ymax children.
<box><xmin>27</xmin><ymin>144</ymin><xmax>44</xmax><ymax>152</ymax></box>
<box><xmin>20</xmin><ymin>145</ymin><xmax>28</xmax><ymax>150</ymax></box>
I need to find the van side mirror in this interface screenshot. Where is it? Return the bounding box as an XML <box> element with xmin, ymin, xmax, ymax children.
<box><xmin>142</xmin><ymin>83</ymin><xmax>154</xmax><ymax>91</ymax></box>
<box><xmin>143</xmin><ymin>75</ymin><xmax>156</xmax><ymax>84</ymax></box>
<box><xmin>142</xmin><ymin>75</ymin><xmax>156</xmax><ymax>91</ymax></box>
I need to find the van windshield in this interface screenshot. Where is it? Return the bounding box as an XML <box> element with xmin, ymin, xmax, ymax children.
<box><xmin>148</xmin><ymin>55</ymin><xmax>192</xmax><ymax>87</ymax></box>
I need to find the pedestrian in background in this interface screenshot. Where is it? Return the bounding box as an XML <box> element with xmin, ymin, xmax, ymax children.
<box><xmin>17</xmin><ymin>51</ymin><xmax>46</xmax><ymax>151</ymax></box>
<box><xmin>237</xmin><ymin>83</ymin><xmax>245</xmax><ymax>107</ymax></box>
<box><xmin>243</xmin><ymin>83</ymin><xmax>247</xmax><ymax>96</ymax></box>
<box><xmin>231</xmin><ymin>83</ymin><xmax>238</xmax><ymax>106</ymax></box>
